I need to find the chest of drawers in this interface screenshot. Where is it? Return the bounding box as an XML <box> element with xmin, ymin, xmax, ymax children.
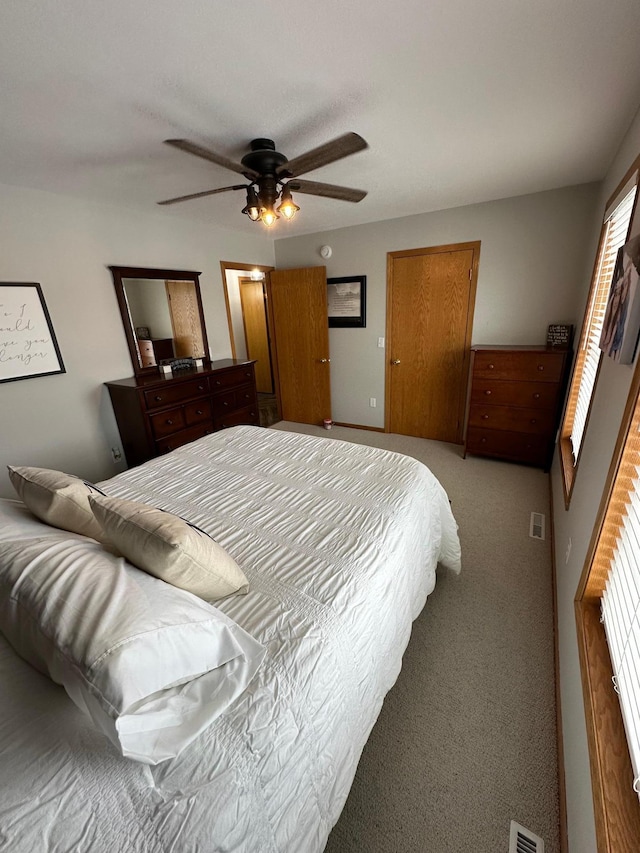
<box><xmin>106</xmin><ymin>359</ymin><xmax>259</xmax><ymax>467</ymax></box>
<box><xmin>463</xmin><ymin>346</ymin><xmax>570</xmax><ymax>469</ymax></box>
<box><xmin>137</xmin><ymin>338</ymin><xmax>174</xmax><ymax>368</ymax></box>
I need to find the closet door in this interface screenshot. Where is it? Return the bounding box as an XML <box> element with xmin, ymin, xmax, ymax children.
<box><xmin>386</xmin><ymin>242</ymin><xmax>479</xmax><ymax>442</ymax></box>
<box><xmin>268</xmin><ymin>267</ymin><xmax>331</xmax><ymax>425</ymax></box>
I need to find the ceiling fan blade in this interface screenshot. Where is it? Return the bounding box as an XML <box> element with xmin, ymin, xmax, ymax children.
<box><xmin>278</xmin><ymin>132</ymin><xmax>368</xmax><ymax>178</ymax></box>
<box><xmin>288</xmin><ymin>179</ymin><xmax>367</xmax><ymax>203</ymax></box>
<box><xmin>157</xmin><ymin>184</ymin><xmax>247</xmax><ymax>206</ymax></box>
<box><xmin>164</xmin><ymin>139</ymin><xmax>260</xmax><ymax>180</ymax></box>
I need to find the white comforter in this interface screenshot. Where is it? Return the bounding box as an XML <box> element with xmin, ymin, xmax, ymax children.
<box><xmin>0</xmin><ymin>426</ymin><xmax>460</xmax><ymax>853</ymax></box>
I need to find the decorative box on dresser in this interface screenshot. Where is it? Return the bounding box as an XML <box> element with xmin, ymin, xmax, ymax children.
<box><xmin>106</xmin><ymin>359</ymin><xmax>259</xmax><ymax>467</ymax></box>
<box><xmin>464</xmin><ymin>345</ymin><xmax>571</xmax><ymax>470</ymax></box>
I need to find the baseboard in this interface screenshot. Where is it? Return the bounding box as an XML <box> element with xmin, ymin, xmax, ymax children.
<box><xmin>332</xmin><ymin>422</ymin><xmax>385</xmax><ymax>433</ymax></box>
<box><xmin>548</xmin><ymin>473</ymin><xmax>569</xmax><ymax>853</ymax></box>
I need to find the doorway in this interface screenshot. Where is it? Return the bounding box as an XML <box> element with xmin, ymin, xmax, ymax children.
<box><xmin>385</xmin><ymin>241</ymin><xmax>480</xmax><ymax>443</ymax></box>
<box><xmin>221</xmin><ymin>261</ymin><xmax>279</xmax><ymax>427</ymax></box>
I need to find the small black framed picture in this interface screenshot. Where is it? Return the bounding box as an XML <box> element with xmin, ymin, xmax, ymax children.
<box><xmin>327</xmin><ymin>276</ymin><xmax>366</xmax><ymax>328</ymax></box>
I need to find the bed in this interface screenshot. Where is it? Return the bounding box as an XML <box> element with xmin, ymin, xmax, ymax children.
<box><xmin>0</xmin><ymin>425</ymin><xmax>460</xmax><ymax>852</ymax></box>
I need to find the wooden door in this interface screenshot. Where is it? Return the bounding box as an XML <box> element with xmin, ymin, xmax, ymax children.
<box><xmin>268</xmin><ymin>267</ymin><xmax>331</xmax><ymax>425</ymax></box>
<box><xmin>166</xmin><ymin>280</ymin><xmax>205</xmax><ymax>358</ymax></box>
<box><xmin>239</xmin><ymin>278</ymin><xmax>273</xmax><ymax>393</ymax></box>
<box><xmin>386</xmin><ymin>242</ymin><xmax>479</xmax><ymax>442</ymax></box>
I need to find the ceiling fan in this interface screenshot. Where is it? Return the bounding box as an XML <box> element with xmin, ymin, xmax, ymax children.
<box><xmin>158</xmin><ymin>132</ymin><xmax>368</xmax><ymax>226</ymax></box>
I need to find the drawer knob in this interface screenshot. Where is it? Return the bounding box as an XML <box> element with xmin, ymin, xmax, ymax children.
<box><xmin>245</xmin><ymin>371</ymin><xmax>251</xmax><ymax>377</ymax></box>
<box><xmin>480</xmin><ymin>438</ymin><xmax>487</xmax><ymax>443</ymax></box>
<box><xmin>166</xmin><ymin>419</ymin><xmax>173</xmax><ymax>425</ymax></box>
<box><xmin>530</xmin><ymin>418</ymin><xmax>537</xmax><ymax>425</ymax></box>
<box><xmin>198</xmin><ymin>384</ymin><xmax>205</xmax><ymax>391</ymax></box>
<box><xmin>488</xmin><ymin>363</ymin><xmax>494</xmax><ymax>369</ymax></box>
<box><xmin>484</xmin><ymin>390</ymin><xmax>492</xmax><ymax>396</ymax></box>
<box><xmin>196</xmin><ymin>410</ymin><xmax>203</xmax><ymax>415</ymax></box>
<box><xmin>155</xmin><ymin>395</ymin><xmax>163</xmax><ymax>402</ymax></box>
<box><xmin>215</xmin><ymin>380</ymin><xmax>221</xmax><ymax>386</ymax></box>
<box><xmin>223</xmin><ymin>401</ymin><xmax>229</xmax><ymax>407</ymax></box>
<box><xmin>537</xmin><ymin>365</ymin><xmax>544</xmax><ymax>371</ymax></box>
<box><xmin>482</xmin><ymin>414</ymin><xmax>489</xmax><ymax>420</ymax></box>
<box><xmin>533</xmin><ymin>393</ymin><xmax>540</xmax><ymax>399</ymax></box>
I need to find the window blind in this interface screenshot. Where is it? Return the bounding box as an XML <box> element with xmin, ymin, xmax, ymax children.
<box><xmin>600</xmin><ymin>395</ymin><xmax>640</xmax><ymax>797</ymax></box>
<box><xmin>569</xmin><ymin>187</ymin><xmax>637</xmax><ymax>462</ymax></box>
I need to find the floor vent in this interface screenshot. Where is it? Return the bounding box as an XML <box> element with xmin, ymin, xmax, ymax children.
<box><xmin>509</xmin><ymin>820</ymin><xmax>544</xmax><ymax>852</ymax></box>
<box><xmin>529</xmin><ymin>512</ymin><xmax>545</xmax><ymax>540</ymax></box>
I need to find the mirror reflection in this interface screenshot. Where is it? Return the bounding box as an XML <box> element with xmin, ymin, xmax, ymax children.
<box><xmin>122</xmin><ymin>277</ymin><xmax>206</xmax><ymax>369</ymax></box>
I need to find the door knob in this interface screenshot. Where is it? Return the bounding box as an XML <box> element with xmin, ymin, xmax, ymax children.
<box><xmin>320</xmin><ymin>358</ymin><xmax>331</xmax><ymax>363</ymax></box>
<box><xmin>391</xmin><ymin>359</ymin><xmax>401</xmax><ymax>365</ymax></box>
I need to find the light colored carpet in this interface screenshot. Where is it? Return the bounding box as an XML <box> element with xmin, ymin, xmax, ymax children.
<box><xmin>271</xmin><ymin>422</ymin><xmax>560</xmax><ymax>853</ymax></box>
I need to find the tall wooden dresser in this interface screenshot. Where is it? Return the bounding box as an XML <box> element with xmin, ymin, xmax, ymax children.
<box><xmin>464</xmin><ymin>345</ymin><xmax>571</xmax><ymax>469</ymax></box>
<box><xmin>106</xmin><ymin>359</ymin><xmax>259</xmax><ymax>467</ymax></box>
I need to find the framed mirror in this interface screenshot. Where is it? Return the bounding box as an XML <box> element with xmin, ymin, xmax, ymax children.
<box><xmin>109</xmin><ymin>266</ymin><xmax>210</xmax><ymax>377</ymax></box>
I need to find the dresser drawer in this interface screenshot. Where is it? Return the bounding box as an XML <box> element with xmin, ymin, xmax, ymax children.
<box><xmin>143</xmin><ymin>377</ymin><xmax>210</xmax><ymax>410</ymax></box>
<box><xmin>214</xmin><ymin>406</ymin><xmax>260</xmax><ymax>430</ymax></box>
<box><xmin>155</xmin><ymin>423</ymin><xmax>212</xmax><ymax>455</ymax></box>
<box><xmin>466</xmin><ymin>427</ymin><xmax>548</xmax><ymax>466</ymax></box>
<box><xmin>468</xmin><ymin>404</ymin><xmax>555</xmax><ymax>435</ymax></box>
<box><xmin>149</xmin><ymin>407</ymin><xmax>187</xmax><ymax>439</ymax></box>
<box><xmin>210</xmin><ymin>366</ymin><xmax>255</xmax><ymax>391</ymax></box>
<box><xmin>185</xmin><ymin>399</ymin><xmax>212</xmax><ymax>426</ymax></box>
<box><xmin>473</xmin><ymin>351</ymin><xmax>565</xmax><ymax>383</ymax></box>
<box><xmin>470</xmin><ymin>379</ymin><xmax>559</xmax><ymax>410</ymax></box>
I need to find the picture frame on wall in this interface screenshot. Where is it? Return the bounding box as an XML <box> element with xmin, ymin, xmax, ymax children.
<box><xmin>327</xmin><ymin>276</ymin><xmax>366</xmax><ymax>328</ymax></box>
<box><xmin>0</xmin><ymin>282</ymin><xmax>66</xmax><ymax>384</ymax></box>
<box><xmin>599</xmin><ymin>233</ymin><xmax>640</xmax><ymax>364</ymax></box>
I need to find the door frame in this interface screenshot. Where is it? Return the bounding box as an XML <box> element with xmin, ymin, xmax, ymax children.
<box><xmin>384</xmin><ymin>241</ymin><xmax>480</xmax><ymax>439</ymax></box>
<box><xmin>220</xmin><ymin>261</ymin><xmax>275</xmax><ymax>358</ymax></box>
<box><xmin>220</xmin><ymin>261</ymin><xmax>279</xmax><ymax>422</ymax></box>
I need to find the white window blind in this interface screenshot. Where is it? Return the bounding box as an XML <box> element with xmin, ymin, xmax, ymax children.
<box><xmin>570</xmin><ymin>187</ymin><xmax>637</xmax><ymax>461</ymax></box>
<box><xmin>601</xmin><ymin>401</ymin><xmax>640</xmax><ymax>798</ymax></box>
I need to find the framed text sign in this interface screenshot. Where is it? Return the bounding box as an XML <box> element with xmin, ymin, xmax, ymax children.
<box><xmin>327</xmin><ymin>275</ymin><xmax>366</xmax><ymax>328</ymax></box>
<box><xmin>546</xmin><ymin>323</ymin><xmax>573</xmax><ymax>349</ymax></box>
<box><xmin>0</xmin><ymin>283</ymin><xmax>65</xmax><ymax>383</ymax></box>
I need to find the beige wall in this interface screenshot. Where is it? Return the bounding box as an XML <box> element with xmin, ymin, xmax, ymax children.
<box><xmin>551</xmin><ymin>104</ymin><xmax>640</xmax><ymax>853</ymax></box>
<box><xmin>274</xmin><ymin>183</ymin><xmax>599</xmax><ymax>428</ymax></box>
<box><xmin>0</xmin><ymin>182</ymin><xmax>274</xmax><ymax>496</ymax></box>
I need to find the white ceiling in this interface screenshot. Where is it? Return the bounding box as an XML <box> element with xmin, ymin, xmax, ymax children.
<box><xmin>2</xmin><ymin>0</ymin><xmax>640</xmax><ymax>238</ymax></box>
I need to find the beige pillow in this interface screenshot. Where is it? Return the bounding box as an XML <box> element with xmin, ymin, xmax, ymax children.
<box><xmin>7</xmin><ymin>466</ymin><xmax>106</xmax><ymax>541</ymax></box>
<box><xmin>89</xmin><ymin>494</ymin><xmax>249</xmax><ymax>601</ymax></box>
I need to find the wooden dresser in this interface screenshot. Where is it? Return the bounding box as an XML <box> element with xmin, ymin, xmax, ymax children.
<box><xmin>106</xmin><ymin>359</ymin><xmax>259</xmax><ymax>467</ymax></box>
<box><xmin>464</xmin><ymin>345</ymin><xmax>570</xmax><ymax>469</ymax></box>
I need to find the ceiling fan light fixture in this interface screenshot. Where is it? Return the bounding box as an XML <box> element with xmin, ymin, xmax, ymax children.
<box><xmin>260</xmin><ymin>206</ymin><xmax>279</xmax><ymax>227</ymax></box>
<box><xmin>242</xmin><ymin>186</ymin><xmax>261</xmax><ymax>221</ymax></box>
<box><xmin>277</xmin><ymin>185</ymin><xmax>300</xmax><ymax>220</ymax></box>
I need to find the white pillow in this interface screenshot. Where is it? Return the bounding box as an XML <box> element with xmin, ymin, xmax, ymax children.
<box><xmin>89</xmin><ymin>494</ymin><xmax>249</xmax><ymax>601</ymax></box>
<box><xmin>0</xmin><ymin>507</ymin><xmax>264</xmax><ymax>765</ymax></box>
<box><xmin>7</xmin><ymin>465</ymin><xmax>106</xmax><ymax>542</ymax></box>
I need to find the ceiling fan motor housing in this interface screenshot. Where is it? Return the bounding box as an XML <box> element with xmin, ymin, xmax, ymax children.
<box><xmin>241</xmin><ymin>139</ymin><xmax>289</xmax><ymax>178</ymax></box>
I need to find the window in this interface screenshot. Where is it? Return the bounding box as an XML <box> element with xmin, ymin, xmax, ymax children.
<box><xmin>560</xmin><ymin>183</ymin><xmax>637</xmax><ymax>505</ymax></box>
<box><xmin>576</xmin><ymin>356</ymin><xmax>640</xmax><ymax>850</ymax></box>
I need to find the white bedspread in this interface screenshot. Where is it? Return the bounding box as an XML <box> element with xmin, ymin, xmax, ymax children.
<box><xmin>0</xmin><ymin>426</ymin><xmax>460</xmax><ymax>853</ymax></box>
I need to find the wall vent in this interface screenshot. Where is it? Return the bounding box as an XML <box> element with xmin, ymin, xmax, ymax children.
<box><xmin>529</xmin><ymin>512</ymin><xmax>545</xmax><ymax>540</ymax></box>
<box><xmin>509</xmin><ymin>820</ymin><xmax>544</xmax><ymax>852</ymax></box>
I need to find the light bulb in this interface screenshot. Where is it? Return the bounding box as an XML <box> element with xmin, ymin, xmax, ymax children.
<box><xmin>277</xmin><ymin>186</ymin><xmax>300</xmax><ymax>220</ymax></box>
<box><xmin>261</xmin><ymin>208</ymin><xmax>278</xmax><ymax>227</ymax></box>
